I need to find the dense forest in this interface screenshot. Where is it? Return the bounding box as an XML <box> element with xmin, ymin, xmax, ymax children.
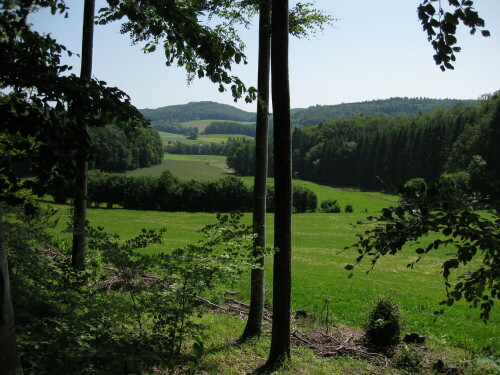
<box><xmin>228</xmin><ymin>94</ymin><xmax>500</xmax><ymax>198</ymax></box>
<box><xmin>203</xmin><ymin>121</ymin><xmax>256</xmax><ymax>136</ymax></box>
<box><xmin>165</xmin><ymin>137</ymin><xmax>247</xmax><ymax>155</ymax></box>
<box><xmin>90</xmin><ymin>125</ymin><xmax>163</xmax><ymax>173</ymax></box>
<box><xmin>289</xmin><ymin>97</ymin><xmax>478</xmax><ymax>127</ymax></box>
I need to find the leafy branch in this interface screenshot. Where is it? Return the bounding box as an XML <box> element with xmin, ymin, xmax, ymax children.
<box><xmin>347</xmin><ymin>197</ymin><xmax>499</xmax><ymax>322</ymax></box>
<box><xmin>418</xmin><ymin>0</ymin><xmax>490</xmax><ymax>71</ymax></box>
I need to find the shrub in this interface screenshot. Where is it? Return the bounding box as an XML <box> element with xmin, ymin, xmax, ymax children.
<box><xmin>320</xmin><ymin>199</ymin><xmax>341</xmax><ymax>213</ymax></box>
<box><xmin>7</xmin><ymin>203</ymin><xmax>257</xmax><ymax>373</ymax></box>
<box><xmin>364</xmin><ymin>296</ymin><xmax>403</xmax><ymax>349</ymax></box>
<box><xmin>345</xmin><ymin>204</ymin><xmax>353</xmax><ymax>213</ymax></box>
<box><xmin>293</xmin><ymin>185</ymin><xmax>318</xmax><ymax>213</ymax></box>
<box><xmin>266</xmin><ymin>185</ymin><xmax>318</xmax><ymax>213</ymax></box>
<box><xmin>394</xmin><ymin>345</ymin><xmax>424</xmax><ymax>373</ymax></box>
<box><xmin>432</xmin><ymin>171</ymin><xmax>471</xmax><ymax>209</ymax></box>
<box><xmin>401</xmin><ymin>177</ymin><xmax>427</xmax><ymax>202</ymax></box>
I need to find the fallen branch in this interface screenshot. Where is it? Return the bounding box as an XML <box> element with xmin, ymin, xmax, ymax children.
<box><xmin>196</xmin><ymin>296</ymin><xmax>227</xmax><ymax>311</ymax></box>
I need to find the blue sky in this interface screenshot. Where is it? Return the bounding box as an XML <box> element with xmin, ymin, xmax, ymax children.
<box><xmin>31</xmin><ymin>0</ymin><xmax>500</xmax><ymax>111</ymax></box>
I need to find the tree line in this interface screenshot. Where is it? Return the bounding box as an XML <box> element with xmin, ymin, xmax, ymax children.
<box><xmin>86</xmin><ymin>170</ymin><xmax>317</xmax><ymax>213</ymax></box>
<box><xmin>228</xmin><ymin>94</ymin><xmax>500</xmax><ymax>200</ymax></box>
<box><xmin>90</xmin><ymin>125</ymin><xmax>163</xmax><ymax>173</ymax></box>
<box><xmin>203</xmin><ymin>121</ymin><xmax>256</xmax><ymax>136</ymax></box>
<box><xmin>165</xmin><ymin>137</ymin><xmax>247</xmax><ymax>156</ymax></box>
<box><xmin>149</xmin><ymin>121</ymin><xmax>198</xmax><ymax>135</ymax></box>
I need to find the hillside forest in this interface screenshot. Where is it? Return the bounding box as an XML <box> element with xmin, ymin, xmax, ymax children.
<box><xmin>227</xmin><ymin>94</ymin><xmax>500</xmax><ymax>198</ymax></box>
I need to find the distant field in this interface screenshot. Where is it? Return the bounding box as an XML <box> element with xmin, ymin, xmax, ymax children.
<box><xmin>159</xmin><ymin>131</ymin><xmax>253</xmax><ymax>144</ymax></box>
<box><xmin>45</xmin><ymin>191</ymin><xmax>499</xmax><ymax>352</ymax></box>
<box><xmin>180</xmin><ymin>120</ymin><xmax>254</xmax><ymax>132</ymax></box>
<box><xmin>240</xmin><ymin>177</ymin><xmax>398</xmax><ymax>213</ymax></box>
<box><xmin>129</xmin><ymin>158</ymin><xmax>399</xmax><ymax>212</ymax></box>
<box><xmin>127</xmin><ymin>154</ymin><xmax>231</xmax><ymax>179</ymax></box>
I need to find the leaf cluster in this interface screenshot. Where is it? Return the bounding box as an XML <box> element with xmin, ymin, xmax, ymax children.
<box><xmin>289</xmin><ymin>2</ymin><xmax>336</xmax><ymax>39</ymax></box>
<box><xmin>418</xmin><ymin>0</ymin><xmax>490</xmax><ymax>71</ymax></box>
<box><xmin>6</xmin><ymin>201</ymin><xmax>265</xmax><ymax>372</ymax></box>
<box><xmin>98</xmin><ymin>0</ymin><xmax>257</xmax><ymax>102</ymax></box>
<box><xmin>1</xmin><ymin>1</ymin><xmax>148</xmax><ymax>205</ymax></box>
<box><xmin>348</xmin><ymin>191</ymin><xmax>499</xmax><ymax>322</ymax></box>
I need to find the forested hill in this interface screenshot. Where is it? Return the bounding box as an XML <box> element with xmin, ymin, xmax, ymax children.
<box><xmin>140</xmin><ymin>101</ymin><xmax>256</xmax><ymax>123</ymax></box>
<box><xmin>227</xmin><ymin>93</ymin><xmax>500</xmax><ymax>198</ymax></box>
<box><xmin>141</xmin><ymin>98</ymin><xmax>478</xmax><ymax>130</ymax></box>
<box><xmin>290</xmin><ymin>97</ymin><xmax>478</xmax><ymax>127</ymax></box>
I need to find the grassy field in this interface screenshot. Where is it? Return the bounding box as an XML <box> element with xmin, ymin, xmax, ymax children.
<box><xmin>127</xmin><ymin>154</ymin><xmax>231</xmax><ymax>179</ymax></box>
<box><xmin>45</xmin><ymin>185</ymin><xmax>498</xmax><ymax>354</ymax></box>
<box><xmin>160</xmin><ymin>131</ymin><xmax>253</xmax><ymax>144</ymax></box>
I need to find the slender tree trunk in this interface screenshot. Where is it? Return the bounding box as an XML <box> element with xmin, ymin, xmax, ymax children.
<box><xmin>72</xmin><ymin>0</ymin><xmax>95</xmax><ymax>270</ymax></box>
<box><xmin>0</xmin><ymin>205</ymin><xmax>23</xmax><ymax>374</ymax></box>
<box><xmin>241</xmin><ymin>0</ymin><xmax>271</xmax><ymax>341</ymax></box>
<box><xmin>266</xmin><ymin>0</ymin><xmax>292</xmax><ymax>369</ymax></box>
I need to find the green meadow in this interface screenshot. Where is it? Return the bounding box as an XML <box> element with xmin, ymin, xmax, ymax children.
<box><xmin>127</xmin><ymin>154</ymin><xmax>230</xmax><ymax>179</ymax></box>
<box><xmin>46</xmin><ymin>187</ymin><xmax>498</xmax><ymax>354</ymax></box>
<box><xmin>160</xmin><ymin>131</ymin><xmax>253</xmax><ymax>144</ymax></box>
<box><xmin>43</xmin><ymin>154</ymin><xmax>499</xmax><ymax>363</ymax></box>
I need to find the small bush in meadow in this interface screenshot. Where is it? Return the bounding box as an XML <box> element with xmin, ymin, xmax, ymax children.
<box><xmin>364</xmin><ymin>296</ymin><xmax>403</xmax><ymax>349</ymax></box>
<box><xmin>320</xmin><ymin>199</ymin><xmax>341</xmax><ymax>213</ymax></box>
<box><xmin>344</xmin><ymin>204</ymin><xmax>353</xmax><ymax>213</ymax></box>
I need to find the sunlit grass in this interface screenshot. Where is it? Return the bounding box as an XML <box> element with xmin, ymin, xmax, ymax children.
<box><xmin>45</xmin><ymin>191</ymin><xmax>499</xmax><ymax>352</ymax></box>
<box><xmin>126</xmin><ymin>154</ymin><xmax>231</xmax><ymax>179</ymax></box>
<box><xmin>179</xmin><ymin>119</ymin><xmax>254</xmax><ymax>132</ymax></box>
<box><xmin>160</xmin><ymin>131</ymin><xmax>253</xmax><ymax>144</ymax></box>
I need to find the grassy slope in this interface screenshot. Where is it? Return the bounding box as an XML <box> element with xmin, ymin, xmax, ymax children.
<box><xmin>160</xmin><ymin>131</ymin><xmax>253</xmax><ymax>144</ymax></box>
<box><xmin>46</xmin><ymin>193</ymin><xmax>498</xmax><ymax>353</ymax></box>
<box><xmin>44</xmin><ymin>155</ymin><xmax>497</xmax><ymax>372</ymax></box>
<box><xmin>127</xmin><ymin>154</ymin><xmax>230</xmax><ymax>179</ymax></box>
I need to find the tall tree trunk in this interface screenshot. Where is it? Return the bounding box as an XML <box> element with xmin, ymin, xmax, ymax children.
<box><xmin>72</xmin><ymin>0</ymin><xmax>95</xmax><ymax>270</ymax></box>
<box><xmin>0</xmin><ymin>205</ymin><xmax>23</xmax><ymax>374</ymax></box>
<box><xmin>266</xmin><ymin>0</ymin><xmax>292</xmax><ymax>368</ymax></box>
<box><xmin>241</xmin><ymin>0</ymin><xmax>271</xmax><ymax>341</ymax></box>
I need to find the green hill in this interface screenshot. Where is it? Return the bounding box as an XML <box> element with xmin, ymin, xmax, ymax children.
<box><xmin>140</xmin><ymin>101</ymin><xmax>256</xmax><ymax>124</ymax></box>
<box><xmin>288</xmin><ymin>97</ymin><xmax>478</xmax><ymax>127</ymax></box>
<box><xmin>142</xmin><ymin>98</ymin><xmax>479</xmax><ymax>133</ymax></box>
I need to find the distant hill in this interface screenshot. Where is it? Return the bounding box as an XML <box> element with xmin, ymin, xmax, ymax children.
<box><xmin>141</xmin><ymin>98</ymin><xmax>479</xmax><ymax>133</ymax></box>
<box><xmin>140</xmin><ymin>101</ymin><xmax>256</xmax><ymax>124</ymax></box>
<box><xmin>289</xmin><ymin>97</ymin><xmax>478</xmax><ymax>127</ymax></box>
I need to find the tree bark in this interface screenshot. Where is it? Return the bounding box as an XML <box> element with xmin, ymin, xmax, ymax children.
<box><xmin>72</xmin><ymin>0</ymin><xmax>95</xmax><ymax>270</ymax></box>
<box><xmin>266</xmin><ymin>0</ymin><xmax>292</xmax><ymax>368</ymax></box>
<box><xmin>241</xmin><ymin>0</ymin><xmax>271</xmax><ymax>341</ymax></box>
<box><xmin>0</xmin><ymin>205</ymin><xmax>23</xmax><ymax>374</ymax></box>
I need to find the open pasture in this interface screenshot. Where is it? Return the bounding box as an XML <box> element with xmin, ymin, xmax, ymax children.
<box><xmin>160</xmin><ymin>131</ymin><xmax>253</xmax><ymax>144</ymax></box>
<box><xmin>127</xmin><ymin>154</ymin><xmax>230</xmax><ymax>179</ymax></box>
<box><xmin>46</xmin><ymin>185</ymin><xmax>498</xmax><ymax>353</ymax></box>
